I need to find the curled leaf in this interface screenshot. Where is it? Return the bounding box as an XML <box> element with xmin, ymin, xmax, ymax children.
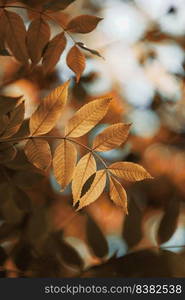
<box><xmin>109</xmin><ymin>176</ymin><xmax>128</xmax><ymax>213</ymax></box>
<box><xmin>66</xmin><ymin>45</ymin><xmax>85</xmax><ymax>82</ymax></box>
<box><xmin>42</xmin><ymin>32</ymin><xmax>67</xmax><ymax>74</ymax></box>
<box><xmin>65</xmin><ymin>97</ymin><xmax>111</xmax><ymax>138</ymax></box>
<box><xmin>77</xmin><ymin>170</ymin><xmax>106</xmax><ymax>210</ymax></box>
<box><xmin>72</xmin><ymin>153</ymin><xmax>96</xmax><ymax>205</ymax></box>
<box><xmin>27</xmin><ymin>16</ymin><xmax>50</xmax><ymax>65</ymax></box>
<box><xmin>53</xmin><ymin>139</ymin><xmax>77</xmax><ymax>190</ymax></box>
<box><xmin>24</xmin><ymin>138</ymin><xmax>52</xmax><ymax>171</ymax></box>
<box><xmin>66</xmin><ymin>15</ymin><xmax>103</xmax><ymax>34</ymax></box>
<box><xmin>93</xmin><ymin>123</ymin><xmax>131</xmax><ymax>152</ymax></box>
<box><xmin>77</xmin><ymin>42</ymin><xmax>103</xmax><ymax>58</ymax></box>
<box><xmin>109</xmin><ymin>162</ymin><xmax>153</xmax><ymax>182</ymax></box>
<box><xmin>30</xmin><ymin>80</ymin><xmax>69</xmax><ymax>136</ymax></box>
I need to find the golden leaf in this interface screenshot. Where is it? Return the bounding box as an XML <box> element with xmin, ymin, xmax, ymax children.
<box><xmin>4</xmin><ymin>10</ymin><xmax>29</xmax><ymax>64</ymax></box>
<box><xmin>72</xmin><ymin>153</ymin><xmax>96</xmax><ymax>205</ymax></box>
<box><xmin>66</xmin><ymin>45</ymin><xmax>85</xmax><ymax>82</ymax></box>
<box><xmin>66</xmin><ymin>15</ymin><xmax>103</xmax><ymax>34</ymax></box>
<box><xmin>29</xmin><ymin>80</ymin><xmax>69</xmax><ymax>136</ymax></box>
<box><xmin>1</xmin><ymin>102</ymin><xmax>25</xmax><ymax>138</ymax></box>
<box><xmin>53</xmin><ymin>139</ymin><xmax>77</xmax><ymax>190</ymax></box>
<box><xmin>42</xmin><ymin>32</ymin><xmax>67</xmax><ymax>74</ymax></box>
<box><xmin>24</xmin><ymin>138</ymin><xmax>52</xmax><ymax>171</ymax></box>
<box><xmin>93</xmin><ymin>123</ymin><xmax>131</xmax><ymax>152</ymax></box>
<box><xmin>109</xmin><ymin>162</ymin><xmax>153</xmax><ymax>182</ymax></box>
<box><xmin>77</xmin><ymin>170</ymin><xmax>106</xmax><ymax>210</ymax></box>
<box><xmin>27</xmin><ymin>16</ymin><xmax>50</xmax><ymax>64</ymax></box>
<box><xmin>44</xmin><ymin>0</ymin><xmax>76</xmax><ymax>11</ymax></box>
<box><xmin>109</xmin><ymin>176</ymin><xmax>128</xmax><ymax>213</ymax></box>
<box><xmin>65</xmin><ymin>97</ymin><xmax>111</xmax><ymax>138</ymax></box>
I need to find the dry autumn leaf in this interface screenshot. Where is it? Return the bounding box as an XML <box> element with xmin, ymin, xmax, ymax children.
<box><xmin>65</xmin><ymin>97</ymin><xmax>111</xmax><ymax>138</ymax></box>
<box><xmin>109</xmin><ymin>176</ymin><xmax>128</xmax><ymax>213</ymax></box>
<box><xmin>0</xmin><ymin>142</ymin><xmax>17</xmax><ymax>163</ymax></box>
<box><xmin>109</xmin><ymin>162</ymin><xmax>153</xmax><ymax>182</ymax></box>
<box><xmin>53</xmin><ymin>139</ymin><xmax>77</xmax><ymax>190</ymax></box>
<box><xmin>77</xmin><ymin>170</ymin><xmax>107</xmax><ymax>210</ymax></box>
<box><xmin>24</xmin><ymin>138</ymin><xmax>52</xmax><ymax>171</ymax></box>
<box><xmin>44</xmin><ymin>0</ymin><xmax>76</xmax><ymax>11</ymax></box>
<box><xmin>42</xmin><ymin>32</ymin><xmax>67</xmax><ymax>74</ymax></box>
<box><xmin>0</xmin><ymin>102</ymin><xmax>25</xmax><ymax>138</ymax></box>
<box><xmin>72</xmin><ymin>153</ymin><xmax>96</xmax><ymax>205</ymax></box>
<box><xmin>0</xmin><ymin>8</ymin><xmax>7</xmax><ymax>50</ymax></box>
<box><xmin>29</xmin><ymin>80</ymin><xmax>69</xmax><ymax>136</ymax></box>
<box><xmin>93</xmin><ymin>123</ymin><xmax>131</xmax><ymax>152</ymax></box>
<box><xmin>4</xmin><ymin>10</ymin><xmax>29</xmax><ymax>65</ymax></box>
<box><xmin>0</xmin><ymin>96</ymin><xmax>22</xmax><ymax>115</ymax></box>
<box><xmin>66</xmin><ymin>45</ymin><xmax>85</xmax><ymax>82</ymax></box>
<box><xmin>27</xmin><ymin>16</ymin><xmax>50</xmax><ymax>65</ymax></box>
<box><xmin>66</xmin><ymin>15</ymin><xmax>103</xmax><ymax>34</ymax></box>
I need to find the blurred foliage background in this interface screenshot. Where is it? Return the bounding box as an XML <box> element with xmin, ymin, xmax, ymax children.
<box><xmin>0</xmin><ymin>0</ymin><xmax>185</xmax><ymax>277</ymax></box>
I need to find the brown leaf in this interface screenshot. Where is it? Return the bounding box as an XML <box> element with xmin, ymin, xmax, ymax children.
<box><xmin>1</xmin><ymin>102</ymin><xmax>25</xmax><ymax>138</ymax></box>
<box><xmin>0</xmin><ymin>9</ymin><xmax>7</xmax><ymax>50</ymax></box>
<box><xmin>4</xmin><ymin>10</ymin><xmax>29</xmax><ymax>64</ymax></box>
<box><xmin>72</xmin><ymin>153</ymin><xmax>96</xmax><ymax>205</ymax></box>
<box><xmin>0</xmin><ymin>95</ymin><xmax>22</xmax><ymax>116</ymax></box>
<box><xmin>24</xmin><ymin>138</ymin><xmax>52</xmax><ymax>171</ymax></box>
<box><xmin>77</xmin><ymin>170</ymin><xmax>106</xmax><ymax>210</ymax></box>
<box><xmin>0</xmin><ymin>115</ymin><xmax>9</xmax><ymax>135</ymax></box>
<box><xmin>77</xmin><ymin>42</ymin><xmax>103</xmax><ymax>58</ymax></box>
<box><xmin>42</xmin><ymin>32</ymin><xmax>67</xmax><ymax>74</ymax></box>
<box><xmin>0</xmin><ymin>142</ymin><xmax>17</xmax><ymax>163</ymax></box>
<box><xmin>65</xmin><ymin>97</ymin><xmax>111</xmax><ymax>138</ymax></box>
<box><xmin>53</xmin><ymin>139</ymin><xmax>77</xmax><ymax>190</ymax></box>
<box><xmin>109</xmin><ymin>176</ymin><xmax>128</xmax><ymax>213</ymax></box>
<box><xmin>30</xmin><ymin>81</ymin><xmax>69</xmax><ymax>136</ymax></box>
<box><xmin>93</xmin><ymin>123</ymin><xmax>131</xmax><ymax>152</ymax></box>
<box><xmin>66</xmin><ymin>45</ymin><xmax>85</xmax><ymax>82</ymax></box>
<box><xmin>27</xmin><ymin>16</ymin><xmax>50</xmax><ymax>65</ymax></box>
<box><xmin>109</xmin><ymin>162</ymin><xmax>153</xmax><ymax>182</ymax></box>
<box><xmin>44</xmin><ymin>0</ymin><xmax>76</xmax><ymax>11</ymax></box>
<box><xmin>66</xmin><ymin>15</ymin><xmax>103</xmax><ymax>34</ymax></box>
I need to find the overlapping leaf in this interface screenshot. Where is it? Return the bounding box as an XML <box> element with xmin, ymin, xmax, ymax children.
<box><xmin>24</xmin><ymin>138</ymin><xmax>52</xmax><ymax>171</ymax></box>
<box><xmin>93</xmin><ymin>123</ymin><xmax>131</xmax><ymax>152</ymax></box>
<box><xmin>65</xmin><ymin>97</ymin><xmax>111</xmax><ymax>138</ymax></box>
<box><xmin>109</xmin><ymin>162</ymin><xmax>152</xmax><ymax>182</ymax></box>
<box><xmin>29</xmin><ymin>80</ymin><xmax>69</xmax><ymax>136</ymax></box>
<box><xmin>27</xmin><ymin>16</ymin><xmax>50</xmax><ymax>65</ymax></box>
<box><xmin>0</xmin><ymin>142</ymin><xmax>17</xmax><ymax>163</ymax></box>
<box><xmin>0</xmin><ymin>96</ymin><xmax>22</xmax><ymax>115</ymax></box>
<box><xmin>42</xmin><ymin>32</ymin><xmax>67</xmax><ymax>74</ymax></box>
<box><xmin>44</xmin><ymin>0</ymin><xmax>76</xmax><ymax>11</ymax></box>
<box><xmin>77</xmin><ymin>170</ymin><xmax>106</xmax><ymax>210</ymax></box>
<box><xmin>53</xmin><ymin>139</ymin><xmax>77</xmax><ymax>190</ymax></box>
<box><xmin>1</xmin><ymin>102</ymin><xmax>25</xmax><ymax>138</ymax></box>
<box><xmin>72</xmin><ymin>153</ymin><xmax>96</xmax><ymax>205</ymax></box>
<box><xmin>66</xmin><ymin>15</ymin><xmax>103</xmax><ymax>34</ymax></box>
<box><xmin>66</xmin><ymin>45</ymin><xmax>85</xmax><ymax>82</ymax></box>
<box><xmin>109</xmin><ymin>176</ymin><xmax>128</xmax><ymax>213</ymax></box>
<box><xmin>4</xmin><ymin>10</ymin><xmax>29</xmax><ymax>64</ymax></box>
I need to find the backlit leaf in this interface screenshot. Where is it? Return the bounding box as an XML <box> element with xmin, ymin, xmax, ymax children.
<box><xmin>93</xmin><ymin>123</ymin><xmax>131</xmax><ymax>152</ymax></box>
<box><xmin>72</xmin><ymin>153</ymin><xmax>96</xmax><ymax>205</ymax></box>
<box><xmin>109</xmin><ymin>162</ymin><xmax>153</xmax><ymax>182</ymax></box>
<box><xmin>53</xmin><ymin>139</ymin><xmax>77</xmax><ymax>190</ymax></box>
<box><xmin>66</xmin><ymin>45</ymin><xmax>85</xmax><ymax>82</ymax></box>
<box><xmin>4</xmin><ymin>10</ymin><xmax>29</xmax><ymax>64</ymax></box>
<box><xmin>66</xmin><ymin>15</ymin><xmax>103</xmax><ymax>34</ymax></box>
<box><xmin>77</xmin><ymin>170</ymin><xmax>106</xmax><ymax>210</ymax></box>
<box><xmin>27</xmin><ymin>16</ymin><xmax>50</xmax><ymax>65</ymax></box>
<box><xmin>1</xmin><ymin>102</ymin><xmax>25</xmax><ymax>138</ymax></box>
<box><xmin>24</xmin><ymin>138</ymin><xmax>52</xmax><ymax>171</ymax></box>
<box><xmin>65</xmin><ymin>97</ymin><xmax>111</xmax><ymax>138</ymax></box>
<box><xmin>30</xmin><ymin>81</ymin><xmax>69</xmax><ymax>136</ymax></box>
<box><xmin>109</xmin><ymin>176</ymin><xmax>128</xmax><ymax>213</ymax></box>
<box><xmin>44</xmin><ymin>0</ymin><xmax>76</xmax><ymax>11</ymax></box>
<box><xmin>42</xmin><ymin>32</ymin><xmax>67</xmax><ymax>74</ymax></box>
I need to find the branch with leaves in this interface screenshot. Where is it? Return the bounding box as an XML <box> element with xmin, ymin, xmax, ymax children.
<box><xmin>0</xmin><ymin>81</ymin><xmax>152</xmax><ymax>213</ymax></box>
<box><xmin>0</xmin><ymin>0</ymin><xmax>103</xmax><ymax>82</ymax></box>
